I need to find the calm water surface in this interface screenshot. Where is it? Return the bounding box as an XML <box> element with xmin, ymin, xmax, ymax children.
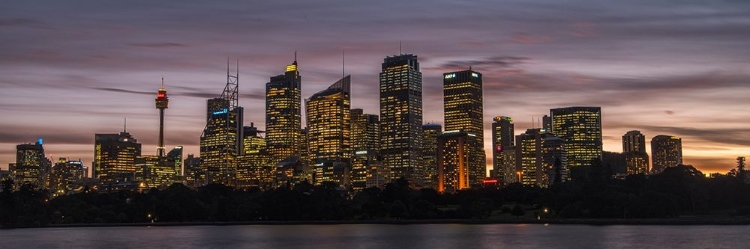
<box><xmin>1</xmin><ymin>224</ymin><xmax>748</xmax><ymax>248</ymax></box>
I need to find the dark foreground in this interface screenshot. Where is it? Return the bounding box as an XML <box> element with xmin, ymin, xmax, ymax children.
<box><xmin>3</xmin><ymin>165</ymin><xmax>750</xmax><ymax>228</ymax></box>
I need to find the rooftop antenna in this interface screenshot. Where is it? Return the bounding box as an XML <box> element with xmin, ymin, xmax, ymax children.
<box><xmin>161</xmin><ymin>76</ymin><xmax>165</xmax><ymax>87</ymax></box>
<box><xmin>294</xmin><ymin>50</ymin><xmax>297</xmax><ymax>63</ymax></box>
<box><xmin>399</xmin><ymin>41</ymin><xmax>402</xmax><ymax>54</ymax></box>
<box><xmin>123</xmin><ymin>117</ymin><xmax>127</xmax><ymax>132</ymax></box>
<box><xmin>342</xmin><ymin>50</ymin><xmax>345</xmax><ymax>78</ymax></box>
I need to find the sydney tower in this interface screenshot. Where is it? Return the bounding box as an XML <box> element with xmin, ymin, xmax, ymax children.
<box><xmin>155</xmin><ymin>78</ymin><xmax>169</xmax><ymax>158</ymax></box>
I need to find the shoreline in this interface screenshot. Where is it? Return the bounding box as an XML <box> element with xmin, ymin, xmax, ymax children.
<box><xmin>8</xmin><ymin>217</ymin><xmax>750</xmax><ymax>229</ymax></box>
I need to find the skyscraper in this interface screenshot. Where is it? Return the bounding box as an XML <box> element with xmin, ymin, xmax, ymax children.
<box><xmin>437</xmin><ymin>130</ymin><xmax>469</xmax><ymax>193</ymax></box>
<box><xmin>306</xmin><ymin>75</ymin><xmax>351</xmax><ymax>186</ymax></box>
<box><xmin>422</xmin><ymin>123</ymin><xmax>442</xmax><ymax>189</ymax></box>
<box><xmin>48</xmin><ymin>157</ymin><xmax>85</xmax><ymax>196</ymax></box>
<box><xmin>266</xmin><ymin>57</ymin><xmax>302</xmax><ymax>165</ymax></box>
<box><xmin>379</xmin><ymin>54</ymin><xmax>423</xmax><ymax>185</ymax></box>
<box><xmin>351</xmin><ymin>109</ymin><xmax>380</xmax><ymax>192</ymax></box>
<box><xmin>94</xmin><ymin>131</ymin><xmax>141</xmax><ymax>186</ymax></box>
<box><xmin>491</xmin><ymin>116</ymin><xmax>514</xmax><ymax>185</ymax></box>
<box><xmin>155</xmin><ymin>78</ymin><xmax>169</xmax><ymax>158</ymax></box>
<box><xmin>542</xmin><ymin>136</ymin><xmax>567</xmax><ymax>186</ymax></box>
<box><xmin>200</xmin><ymin>65</ymin><xmax>243</xmax><ymax>187</ymax></box>
<box><xmin>237</xmin><ymin>123</ymin><xmax>273</xmax><ymax>189</ymax></box>
<box><xmin>15</xmin><ymin>140</ymin><xmax>49</xmax><ymax>189</ymax></box>
<box><xmin>651</xmin><ymin>135</ymin><xmax>683</xmax><ymax>174</ymax></box>
<box><xmin>550</xmin><ymin>107</ymin><xmax>603</xmax><ymax>169</ymax></box>
<box><xmin>443</xmin><ymin>69</ymin><xmax>485</xmax><ymax>187</ymax></box>
<box><xmin>623</xmin><ymin>130</ymin><xmax>649</xmax><ymax>174</ymax></box>
<box><xmin>516</xmin><ymin>129</ymin><xmax>543</xmax><ymax>186</ymax></box>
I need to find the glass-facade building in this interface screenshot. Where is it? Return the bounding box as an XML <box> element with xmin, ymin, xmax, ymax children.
<box><xmin>266</xmin><ymin>60</ymin><xmax>302</xmax><ymax>164</ymax></box>
<box><xmin>443</xmin><ymin>69</ymin><xmax>485</xmax><ymax>187</ymax></box>
<box><xmin>200</xmin><ymin>98</ymin><xmax>243</xmax><ymax>187</ymax></box>
<box><xmin>422</xmin><ymin>123</ymin><xmax>442</xmax><ymax>189</ymax></box>
<box><xmin>379</xmin><ymin>54</ymin><xmax>423</xmax><ymax>185</ymax></box>
<box><xmin>437</xmin><ymin>130</ymin><xmax>469</xmax><ymax>193</ymax></box>
<box><xmin>15</xmin><ymin>141</ymin><xmax>49</xmax><ymax>189</ymax></box>
<box><xmin>94</xmin><ymin>132</ymin><xmax>141</xmax><ymax>186</ymax></box>
<box><xmin>623</xmin><ymin>130</ymin><xmax>649</xmax><ymax>174</ymax></box>
<box><xmin>550</xmin><ymin>107</ymin><xmax>602</xmax><ymax>169</ymax></box>
<box><xmin>351</xmin><ymin>108</ymin><xmax>380</xmax><ymax>192</ymax></box>
<box><xmin>491</xmin><ymin>116</ymin><xmax>514</xmax><ymax>185</ymax></box>
<box><xmin>306</xmin><ymin>76</ymin><xmax>351</xmax><ymax>185</ymax></box>
<box><xmin>651</xmin><ymin>135</ymin><xmax>682</xmax><ymax>174</ymax></box>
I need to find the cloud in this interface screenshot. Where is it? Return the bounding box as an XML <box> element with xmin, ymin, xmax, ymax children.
<box><xmin>433</xmin><ymin>56</ymin><xmax>529</xmax><ymax>71</ymax></box>
<box><xmin>642</xmin><ymin>126</ymin><xmax>750</xmax><ymax>147</ymax></box>
<box><xmin>129</xmin><ymin>42</ymin><xmax>189</xmax><ymax>49</ymax></box>
<box><xmin>94</xmin><ymin>87</ymin><xmax>153</xmax><ymax>96</ymax></box>
<box><xmin>0</xmin><ymin>18</ymin><xmax>38</xmax><ymax>27</ymax></box>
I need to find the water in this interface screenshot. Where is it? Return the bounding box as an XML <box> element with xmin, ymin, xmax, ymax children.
<box><xmin>1</xmin><ymin>224</ymin><xmax>747</xmax><ymax>248</ymax></box>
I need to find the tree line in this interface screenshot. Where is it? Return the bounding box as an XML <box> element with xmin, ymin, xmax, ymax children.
<box><xmin>2</xmin><ymin>163</ymin><xmax>750</xmax><ymax>227</ymax></box>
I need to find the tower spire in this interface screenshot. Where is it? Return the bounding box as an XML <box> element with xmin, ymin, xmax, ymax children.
<box><xmin>123</xmin><ymin>117</ymin><xmax>127</xmax><ymax>132</ymax></box>
<box><xmin>342</xmin><ymin>50</ymin><xmax>345</xmax><ymax>78</ymax></box>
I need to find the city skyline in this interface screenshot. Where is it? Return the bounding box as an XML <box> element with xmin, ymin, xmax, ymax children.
<box><xmin>2</xmin><ymin>1</ymin><xmax>749</xmax><ymax>174</ymax></box>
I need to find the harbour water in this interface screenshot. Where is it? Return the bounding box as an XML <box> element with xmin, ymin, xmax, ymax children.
<box><xmin>1</xmin><ymin>224</ymin><xmax>747</xmax><ymax>248</ymax></box>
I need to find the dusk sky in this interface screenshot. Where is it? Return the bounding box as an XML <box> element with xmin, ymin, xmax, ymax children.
<box><xmin>1</xmin><ymin>0</ymin><xmax>748</xmax><ymax>174</ymax></box>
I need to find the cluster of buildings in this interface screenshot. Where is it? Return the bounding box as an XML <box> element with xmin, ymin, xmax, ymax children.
<box><xmin>2</xmin><ymin>53</ymin><xmax>692</xmax><ymax>194</ymax></box>
<box><xmin>490</xmin><ymin>112</ymin><xmax>685</xmax><ymax>187</ymax></box>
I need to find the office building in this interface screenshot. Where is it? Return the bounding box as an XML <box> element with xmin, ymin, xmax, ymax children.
<box><xmin>622</xmin><ymin>130</ymin><xmax>649</xmax><ymax>174</ymax></box>
<box><xmin>422</xmin><ymin>123</ymin><xmax>441</xmax><ymax>189</ymax></box>
<box><xmin>491</xmin><ymin>116</ymin><xmax>514</xmax><ymax>185</ymax></box>
<box><xmin>443</xmin><ymin>69</ymin><xmax>485</xmax><ymax>187</ymax></box>
<box><xmin>94</xmin><ymin>131</ymin><xmax>141</xmax><ymax>186</ymax></box>
<box><xmin>15</xmin><ymin>140</ymin><xmax>49</xmax><ymax>189</ymax></box>
<box><xmin>48</xmin><ymin>158</ymin><xmax>85</xmax><ymax>196</ymax></box>
<box><xmin>306</xmin><ymin>76</ymin><xmax>351</xmax><ymax>186</ymax></box>
<box><xmin>651</xmin><ymin>135</ymin><xmax>683</xmax><ymax>174</ymax></box>
<box><xmin>550</xmin><ymin>107</ymin><xmax>602</xmax><ymax>169</ymax></box>
<box><xmin>379</xmin><ymin>54</ymin><xmax>423</xmax><ymax>185</ymax></box>
<box><xmin>266</xmin><ymin>58</ymin><xmax>302</xmax><ymax>164</ymax></box>
<box><xmin>437</xmin><ymin>130</ymin><xmax>470</xmax><ymax>193</ymax></box>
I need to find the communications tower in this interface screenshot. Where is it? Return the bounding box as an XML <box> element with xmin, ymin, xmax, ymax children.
<box><xmin>155</xmin><ymin>77</ymin><xmax>169</xmax><ymax>158</ymax></box>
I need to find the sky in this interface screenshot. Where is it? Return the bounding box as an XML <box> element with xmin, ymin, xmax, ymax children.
<box><xmin>1</xmin><ymin>0</ymin><xmax>748</xmax><ymax>174</ymax></box>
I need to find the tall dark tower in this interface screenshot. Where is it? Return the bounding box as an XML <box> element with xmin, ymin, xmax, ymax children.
<box><xmin>379</xmin><ymin>54</ymin><xmax>423</xmax><ymax>185</ymax></box>
<box><xmin>155</xmin><ymin>78</ymin><xmax>169</xmax><ymax>158</ymax></box>
<box><xmin>443</xmin><ymin>69</ymin><xmax>485</xmax><ymax>187</ymax></box>
<box><xmin>266</xmin><ymin>54</ymin><xmax>302</xmax><ymax>165</ymax></box>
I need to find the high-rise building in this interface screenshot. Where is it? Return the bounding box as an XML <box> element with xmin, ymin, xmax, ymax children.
<box><xmin>266</xmin><ymin>58</ymin><xmax>302</xmax><ymax>165</ymax></box>
<box><xmin>155</xmin><ymin>78</ymin><xmax>169</xmax><ymax>158</ymax></box>
<box><xmin>200</xmin><ymin>97</ymin><xmax>243</xmax><ymax>187</ymax></box>
<box><xmin>306</xmin><ymin>76</ymin><xmax>351</xmax><ymax>186</ymax></box>
<box><xmin>94</xmin><ymin>131</ymin><xmax>141</xmax><ymax>187</ymax></box>
<box><xmin>516</xmin><ymin>129</ymin><xmax>543</xmax><ymax>186</ymax></box>
<box><xmin>422</xmin><ymin>123</ymin><xmax>441</xmax><ymax>189</ymax></box>
<box><xmin>542</xmin><ymin>136</ymin><xmax>567</xmax><ymax>186</ymax></box>
<box><xmin>542</xmin><ymin>115</ymin><xmax>552</xmax><ymax>133</ymax></box>
<box><xmin>550</xmin><ymin>107</ymin><xmax>602</xmax><ymax>169</ymax></box>
<box><xmin>351</xmin><ymin>109</ymin><xmax>380</xmax><ymax>153</ymax></box>
<box><xmin>15</xmin><ymin>140</ymin><xmax>49</xmax><ymax>189</ymax></box>
<box><xmin>351</xmin><ymin>109</ymin><xmax>380</xmax><ymax>192</ymax></box>
<box><xmin>48</xmin><ymin>157</ymin><xmax>85</xmax><ymax>196</ymax></box>
<box><xmin>622</xmin><ymin>130</ymin><xmax>649</xmax><ymax>174</ymax></box>
<box><xmin>437</xmin><ymin>130</ymin><xmax>470</xmax><ymax>193</ymax></box>
<box><xmin>651</xmin><ymin>135</ymin><xmax>683</xmax><ymax>174</ymax></box>
<box><xmin>443</xmin><ymin>69</ymin><xmax>485</xmax><ymax>187</ymax></box>
<box><xmin>237</xmin><ymin>124</ymin><xmax>273</xmax><ymax>190</ymax></box>
<box><xmin>141</xmin><ymin>146</ymin><xmax>182</xmax><ymax>189</ymax></box>
<box><xmin>491</xmin><ymin>116</ymin><xmax>514</xmax><ymax>185</ymax></box>
<box><xmin>183</xmin><ymin>154</ymin><xmax>203</xmax><ymax>188</ymax></box>
<box><xmin>379</xmin><ymin>54</ymin><xmax>423</xmax><ymax>185</ymax></box>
